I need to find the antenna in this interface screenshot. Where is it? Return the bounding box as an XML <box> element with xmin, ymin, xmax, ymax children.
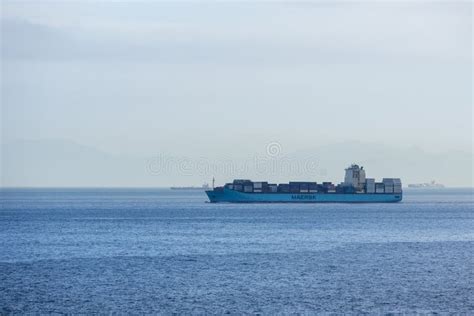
<box><xmin>212</xmin><ymin>177</ymin><xmax>215</xmax><ymax>189</ymax></box>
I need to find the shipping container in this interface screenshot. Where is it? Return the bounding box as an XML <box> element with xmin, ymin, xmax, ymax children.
<box><xmin>383</xmin><ymin>178</ymin><xmax>401</xmax><ymax>187</ymax></box>
<box><xmin>244</xmin><ymin>185</ymin><xmax>253</xmax><ymax>193</ymax></box>
<box><xmin>233</xmin><ymin>179</ymin><xmax>252</xmax><ymax>185</ymax></box>
<box><xmin>278</xmin><ymin>184</ymin><xmax>290</xmax><ymax>193</ymax></box>
<box><xmin>269</xmin><ymin>185</ymin><xmax>278</xmax><ymax>193</ymax></box>
<box><xmin>375</xmin><ymin>183</ymin><xmax>385</xmax><ymax>193</ymax></box>
<box><xmin>394</xmin><ymin>185</ymin><xmax>402</xmax><ymax>193</ymax></box>
<box><xmin>290</xmin><ymin>184</ymin><xmax>300</xmax><ymax>193</ymax></box>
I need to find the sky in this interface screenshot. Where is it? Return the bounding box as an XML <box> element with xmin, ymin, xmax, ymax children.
<box><xmin>1</xmin><ymin>1</ymin><xmax>473</xmax><ymax>186</ymax></box>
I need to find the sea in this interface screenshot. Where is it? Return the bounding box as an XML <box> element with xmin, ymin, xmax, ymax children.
<box><xmin>0</xmin><ymin>188</ymin><xmax>473</xmax><ymax>314</ymax></box>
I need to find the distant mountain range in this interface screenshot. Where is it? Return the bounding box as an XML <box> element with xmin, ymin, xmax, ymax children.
<box><xmin>1</xmin><ymin>139</ymin><xmax>146</xmax><ymax>187</ymax></box>
<box><xmin>1</xmin><ymin>139</ymin><xmax>472</xmax><ymax>187</ymax></box>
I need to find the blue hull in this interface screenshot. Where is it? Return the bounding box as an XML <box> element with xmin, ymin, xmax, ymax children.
<box><xmin>206</xmin><ymin>188</ymin><xmax>402</xmax><ymax>203</ymax></box>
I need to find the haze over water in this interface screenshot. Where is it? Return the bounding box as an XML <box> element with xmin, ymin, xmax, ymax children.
<box><xmin>1</xmin><ymin>188</ymin><xmax>472</xmax><ymax>314</ymax></box>
<box><xmin>2</xmin><ymin>2</ymin><xmax>472</xmax><ymax>188</ymax></box>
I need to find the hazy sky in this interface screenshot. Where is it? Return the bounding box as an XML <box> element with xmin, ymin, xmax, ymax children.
<box><xmin>1</xmin><ymin>1</ymin><xmax>473</xmax><ymax>186</ymax></box>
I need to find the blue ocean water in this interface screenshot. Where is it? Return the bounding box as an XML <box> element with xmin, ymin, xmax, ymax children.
<box><xmin>0</xmin><ymin>188</ymin><xmax>473</xmax><ymax>314</ymax></box>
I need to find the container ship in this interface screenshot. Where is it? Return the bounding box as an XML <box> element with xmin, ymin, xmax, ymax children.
<box><xmin>408</xmin><ymin>180</ymin><xmax>445</xmax><ymax>189</ymax></box>
<box><xmin>170</xmin><ymin>183</ymin><xmax>210</xmax><ymax>190</ymax></box>
<box><xmin>206</xmin><ymin>164</ymin><xmax>402</xmax><ymax>203</ymax></box>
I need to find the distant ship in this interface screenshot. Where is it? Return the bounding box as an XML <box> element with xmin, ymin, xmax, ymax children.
<box><xmin>170</xmin><ymin>183</ymin><xmax>210</xmax><ymax>190</ymax></box>
<box><xmin>408</xmin><ymin>180</ymin><xmax>445</xmax><ymax>189</ymax></box>
<box><xmin>206</xmin><ymin>164</ymin><xmax>402</xmax><ymax>203</ymax></box>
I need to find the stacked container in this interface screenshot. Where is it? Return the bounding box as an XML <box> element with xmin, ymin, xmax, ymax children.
<box><xmin>382</xmin><ymin>178</ymin><xmax>402</xmax><ymax>194</ymax></box>
<box><xmin>375</xmin><ymin>183</ymin><xmax>385</xmax><ymax>193</ymax></box>
<box><xmin>253</xmin><ymin>182</ymin><xmax>263</xmax><ymax>193</ymax></box>
<box><xmin>393</xmin><ymin>179</ymin><xmax>402</xmax><ymax>193</ymax></box>
<box><xmin>365</xmin><ymin>178</ymin><xmax>375</xmax><ymax>194</ymax></box>
<box><xmin>233</xmin><ymin>179</ymin><xmax>253</xmax><ymax>192</ymax></box>
<box><xmin>289</xmin><ymin>182</ymin><xmax>300</xmax><ymax>193</ymax></box>
<box><xmin>244</xmin><ymin>185</ymin><xmax>253</xmax><ymax>193</ymax></box>
<box><xmin>278</xmin><ymin>184</ymin><xmax>290</xmax><ymax>193</ymax></box>
<box><xmin>225</xmin><ymin>174</ymin><xmax>402</xmax><ymax>195</ymax></box>
<box><xmin>269</xmin><ymin>184</ymin><xmax>278</xmax><ymax>193</ymax></box>
<box><xmin>321</xmin><ymin>182</ymin><xmax>336</xmax><ymax>193</ymax></box>
<box><xmin>299</xmin><ymin>183</ymin><xmax>309</xmax><ymax>193</ymax></box>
